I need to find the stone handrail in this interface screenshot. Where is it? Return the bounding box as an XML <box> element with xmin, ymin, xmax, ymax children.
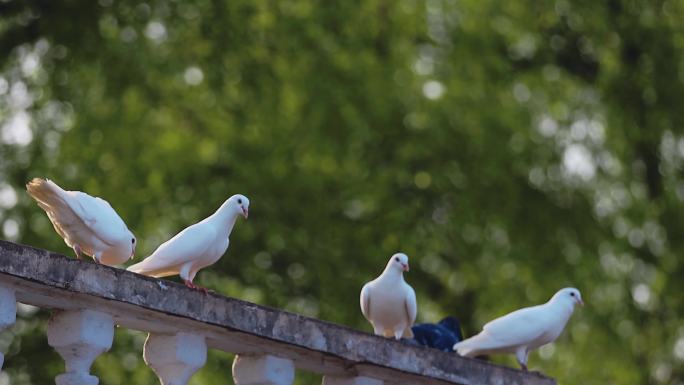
<box><xmin>0</xmin><ymin>240</ymin><xmax>555</xmax><ymax>385</ymax></box>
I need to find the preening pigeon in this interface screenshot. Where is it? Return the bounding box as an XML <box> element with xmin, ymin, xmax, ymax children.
<box><xmin>360</xmin><ymin>253</ymin><xmax>417</xmax><ymax>340</ymax></box>
<box><xmin>127</xmin><ymin>194</ymin><xmax>249</xmax><ymax>292</ymax></box>
<box><xmin>412</xmin><ymin>316</ymin><xmax>463</xmax><ymax>351</ymax></box>
<box><xmin>453</xmin><ymin>287</ymin><xmax>583</xmax><ymax>371</ymax></box>
<box><xmin>26</xmin><ymin>178</ymin><xmax>136</xmax><ymax>265</ymax></box>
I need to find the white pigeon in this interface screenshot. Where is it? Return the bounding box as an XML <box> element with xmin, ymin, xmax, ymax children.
<box><xmin>360</xmin><ymin>253</ymin><xmax>417</xmax><ymax>340</ymax></box>
<box><xmin>26</xmin><ymin>178</ymin><xmax>136</xmax><ymax>265</ymax></box>
<box><xmin>127</xmin><ymin>194</ymin><xmax>249</xmax><ymax>292</ymax></box>
<box><xmin>453</xmin><ymin>287</ymin><xmax>583</xmax><ymax>371</ymax></box>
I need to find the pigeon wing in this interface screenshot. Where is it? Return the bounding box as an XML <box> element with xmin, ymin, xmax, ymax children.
<box><xmin>26</xmin><ymin>179</ymin><xmax>102</xmax><ymax>248</ymax></box>
<box><xmin>127</xmin><ymin>223</ymin><xmax>217</xmax><ymax>277</ymax></box>
<box><xmin>66</xmin><ymin>191</ymin><xmax>130</xmax><ymax>245</ymax></box>
<box><xmin>405</xmin><ymin>285</ymin><xmax>417</xmax><ymax>326</ymax></box>
<box><xmin>463</xmin><ymin>306</ymin><xmax>548</xmax><ymax>354</ymax></box>
<box><xmin>360</xmin><ymin>283</ymin><xmax>372</xmax><ymax>320</ymax></box>
<box><xmin>403</xmin><ymin>285</ymin><xmax>417</xmax><ymax>338</ymax></box>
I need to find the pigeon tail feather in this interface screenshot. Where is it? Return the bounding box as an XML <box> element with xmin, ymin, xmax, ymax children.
<box><xmin>453</xmin><ymin>333</ymin><xmax>500</xmax><ymax>357</ymax></box>
<box><xmin>26</xmin><ymin>178</ymin><xmax>82</xmax><ymax>246</ymax></box>
<box><xmin>26</xmin><ymin>178</ymin><xmax>69</xmax><ymax>209</ymax></box>
<box><xmin>127</xmin><ymin>258</ymin><xmax>181</xmax><ymax>278</ymax></box>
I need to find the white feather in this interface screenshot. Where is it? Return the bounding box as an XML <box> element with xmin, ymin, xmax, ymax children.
<box><xmin>453</xmin><ymin>287</ymin><xmax>582</xmax><ymax>368</ymax></box>
<box><xmin>127</xmin><ymin>194</ymin><xmax>249</xmax><ymax>285</ymax></box>
<box><xmin>26</xmin><ymin>178</ymin><xmax>135</xmax><ymax>266</ymax></box>
<box><xmin>360</xmin><ymin>253</ymin><xmax>417</xmax><ymax>339</ymax></box>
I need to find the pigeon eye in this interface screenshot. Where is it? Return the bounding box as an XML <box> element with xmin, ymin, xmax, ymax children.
<box><xmin>395</xmin><ymin>257</ymin><xmax>400</xmax><ymax>262</ymax></box>
<box><xmin>570</xmin><ymin>292</ymin><xmax>575</xmax><ymax>297</ymax></box>
<box><xmin>238</xmin><ymin>198</ymin><xmax>243</xmax><ymax>204</ymax></box>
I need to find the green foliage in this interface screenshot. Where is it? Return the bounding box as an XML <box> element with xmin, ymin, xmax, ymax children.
<box><xmin>0</xmin><ymin>0</ymin><xmax>683</xmax><ymax>384</ymax></box>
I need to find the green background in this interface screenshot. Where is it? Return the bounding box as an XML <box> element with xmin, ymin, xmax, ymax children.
<box><xmin>0</xmin><ymin>0</ymin><xmax>683</xmax><ymax>384</ymax></box>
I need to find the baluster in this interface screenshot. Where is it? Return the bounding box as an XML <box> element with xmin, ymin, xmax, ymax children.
<box><xmin>46</xmin><ymin>309</ymin><xmax>114</xmax><ymax>385</ymax></box>
<box><xmin>0</xmin><ymin>286</ymin><xmax>16</xmax><ymax>370</ymax></box>
<box><xmin>232</xmin><ymin>354</ymin><xmax>295</xmax><ymax>385</ymax></box>
<box><xmin>322</xmin><ymin>375</ymin><xmax>383</xmax><ymax>385</ymax></box>
<box><xmin>143</xmin><ymin>332</ymin><xmax>207</xmax><ymax>385</ymax></box>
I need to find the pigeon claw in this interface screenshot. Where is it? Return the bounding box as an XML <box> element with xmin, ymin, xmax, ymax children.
<box><xmin>184</xmin><ymin>280</ymin><xmax>212</xmax><ymax>294</ymax></box>
<box><xmin>73</xmin><ymin>245</ymin><xmax>83</xmax><ymax>260</ymax></box>
<box><xmin>197</xmin><ymin>286</ymin><xmax>213</xmax><ymax>295</ymax></box>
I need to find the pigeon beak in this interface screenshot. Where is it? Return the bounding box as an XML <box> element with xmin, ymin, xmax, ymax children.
<box><xmin>242</xmin><ymin>207</ymin><xmax>249</xmax><ymax>219</ymax></box>
<box><xmin>578</xmin><ymin>298</ymin><xmax>584</xmax><ymax>306</ymax></box>
<box><xmin>402</xmin><ymin>263</ymin><xmax>409</xmax><ymax>272</ymax></box>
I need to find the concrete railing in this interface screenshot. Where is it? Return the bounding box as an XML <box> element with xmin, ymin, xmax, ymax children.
<box><xmin>0</xmin><ymin>240</ymin><xmax>555</xmax><ymax>385</ymax></box>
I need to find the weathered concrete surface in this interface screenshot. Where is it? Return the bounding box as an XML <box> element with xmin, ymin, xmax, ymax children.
<box><xmin>0</xmin><ymin>240</ymin><xmax>556</xmax><ymax>385</ymax></box>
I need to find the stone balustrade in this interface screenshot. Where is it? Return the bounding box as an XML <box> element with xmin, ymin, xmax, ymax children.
<box><xmin>0</xmin><ymin>240</ymin><xmax>555</xmax><ymax>385</ymax></box>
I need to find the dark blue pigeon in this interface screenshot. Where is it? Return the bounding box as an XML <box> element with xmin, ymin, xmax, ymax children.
<box><xmin>411</xmin><ymin>316</ymin><xmax>463</xmax><ymax>352</ymax></box>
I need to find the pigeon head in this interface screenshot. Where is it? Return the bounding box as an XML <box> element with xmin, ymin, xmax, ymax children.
<box><xmin>552</xmin><ymin>287</ymin><xmax>584</xmax><ymax>307</ymax></box>
<box><xmin>101</xmin><ymin>228</ymin><xmax>136</xmax><ymax>264</ymax></box>
<box><xmin>129</xmin><ymin>232</ymin><xmax>136</xmax><ymax>259</ymax></box>
<box><xmin>228</xmin><ymin>194</ymin><xmax>250</xmax><ymax>219</ymax></box>
<box><xmin>438</xmin><ymin>316</ymin><xmax>463</xmax><ymax>336</ymax></box>
<box><xmin>386</xmin><ymin>252</ymin><xmax>410</xmax><ymax>272</ymax></box>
